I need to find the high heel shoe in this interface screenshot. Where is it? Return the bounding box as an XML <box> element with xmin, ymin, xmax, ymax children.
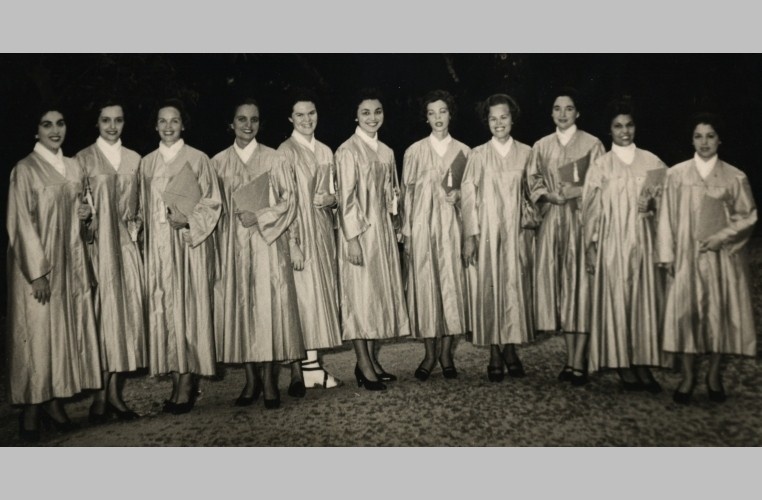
<box><xmin>375</xmin><ymin>370</ymin><xmax>397</xmax><ymax>382</ymax></box>
<box><xmin>558</xmin><ymin>365</ymin><xmax>574</xmax><ymax>382</ymax></box>
<box><xmin>439</xmin><ymin>358</ymin><xmax>458</xmax><ymax>379</ymax></box>
<box><xmin>234</xmin><ymin>380</ymin><xmax>263</xmax><ymax>407</ymax></box>
<box><xmin>504</xmin><ymin>358</ymin><xmax>526</xmax><ymax>378</ymax></box>
<box><xmin>414</xmin><ymin>365</ymin><xmax>432</xmax><ymax>382</ymax></box>
<box><xmin>18</xmin><ymin>413</ymin><xmax>40</xmax><ymax>443</ymax></box>
<box><xmin>106</xmin><ymin>401</ymin><xmax>140</xmax><ymax>421</ymax></box>
<box><xmin>355</xmin><ymin>365</ymin><xmax>387</xmax><ymax>391</ymax></box>
<box><xmin>287</xmin><ymin>379</ymin><xmax>307</xmax><ymax>398</ymax></box>
<box><xmin>706</xmin><ymin>374</ymin><xmax>727</xmax><ymax>403</ymax></box>
<box><xmin>673</xmin><ymin>380</ymin><xmax>695</xmax><ymax>405</ymax></box>
<box><xmin>264</xmin><ymin>389</ymin><xmax>281</xmax><ymax>410</ymax></box>
<box><xmin>570</xmin><ymin>369</ymin><xmax>589</xmax><ymax>387</ymax></box>
<box><xmin>88</xmin><ymin>402</ymin><xmax>112</xmax><ymax>425</ymax></box>
<box><xmin>40</xmin><ymin>409</ymin><xmax>79</xmax><ymax>433</ymax></box>
<box><xmin>487</xmin><ymin>364</ymin><xmax>505</xmax><ymax>383</ymax></box>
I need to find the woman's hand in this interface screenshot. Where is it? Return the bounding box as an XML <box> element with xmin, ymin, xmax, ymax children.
<box><xmin>544</xmin><ymin>192</ymin><xmax>567</xmax><ymax>206</ymax></box>
<box><xmin>463</xmin><ymin>235</ymin><xmax>478</xmax><ymax>267</ymax></box>
<box><xmin>699</xmin><ymin>234</ymin><xmax>724</xmax><ymax>253</ymax></box>
<box><xmin>445</xmin><ymin>189</ymin><xmax>461</xmax><ymax>205</ymax></box>
<box><xmin>32</xmin><ymin>276</ymin><xmax>51</xmax><ymax>305</ymax></box>
<box><xmin>290</xmin><ymin>240</ymin><xmax>304</xmax><ymax>271</ymax></box>
<box><xmin>77</xmin><ymin>203</ymin><xmax>93</xmax><ymax>221</ymax></box>
<box><xmin>637</xmin><ymin>193</ymin><xmax>652</xmax><ymax>214</ymax></box>
<box><xmin>347</xmin><ymin>237</ymin><xmax>363</xmax><ymax>266</ymax></box>
<box><xmin>167</xmin><ymin>205</ymin><xmax>189</xmax><ymax>230</ymax></box>
<box><xmin>235</xmin><ymin>209</ymin><xmax>258</xmax><ymax>228</ymax></box>
<box><xmin>313</xmin><ymin>193</ymin><xmax>337</xmax><ymax>208</ymax></box>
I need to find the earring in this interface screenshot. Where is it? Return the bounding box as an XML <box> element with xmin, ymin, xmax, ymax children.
<box><xmin>35</xmin><ymin>134</ymin><xmax>39</xmax><ymax>139</ymax></box>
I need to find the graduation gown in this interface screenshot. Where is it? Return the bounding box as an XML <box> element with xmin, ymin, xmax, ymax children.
<box><xmin>401</xmin><ymin>136</ymin><xmax>471</xmax><ymax>339</ymax></box>
<box><xmin>335</xmin><ymin>134</ymin><xmax>410</xmax><ymax>340</ymax></box>
<box><xmin>76</xmin><ymin>144</ymin><xmax>146</xmax><ymax>372</ymax></box>
<box><xmin>583</xmin><ymin>148</ymin><xmax>667</xmax><ymax>371</ymax></box>
<box><xmin>212</xmin><ymin>144</ymin><xmax>305</xmax><ymax>363</ymax></box>
<box><xmin>461</xmin><ymin>139</ymin><xmax>535</xmax><ymax>346</ymax></box>
<box><xmin>278</xmin><ymin>137</ymin><xmax>342</xmax><ymax>351</ymax></box>
<box><xmin>528</xmin><ymin>130</ymin><xmax>604</xmax><ymax>333</ymax></box>
<box><xmin>656</xmin><ymin>159</ymin><xmax>757</xmax><ymax>355</ymax></box>
<box><xmin>6</xmin><ymin>152</ymin><xmax>101</xmax><ymax>404</ymax></box>
<box><xmin>140</xmin><ymin>144</ymin><xmax>221</xmax><ymax>376</ymax></box>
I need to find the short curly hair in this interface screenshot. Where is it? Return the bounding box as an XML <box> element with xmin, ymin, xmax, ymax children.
<box><xmin>421</xmin><ymin>89</ymin><xmax>457</xmax><ymax>122</ymax></box>
<box><xmin>480</xmin><ymin>93</ymin><xmax>520</xmax><ymax>125</ymax></box>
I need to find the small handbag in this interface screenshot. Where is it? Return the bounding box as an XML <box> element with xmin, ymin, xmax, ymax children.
<box><xmin>520</xmin><ymin>171</ymin><xmax>542</xmax><ymax>230</ymax></box>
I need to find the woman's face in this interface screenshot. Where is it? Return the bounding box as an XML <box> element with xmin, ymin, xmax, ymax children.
<box><xmin>692</xmin><ymin>123</ymin><xmax>721</xmax><ymax>161</ymax></box>
<box><xmin>552</xmin><ymin>96</ymin><xmax>579</xmax><ymax>131</ymax></box>
<box><xmin>610</xmin><ymin>114</ymin><xmax>635</xmax><ymax>147</ymax></box>
<box><xmin>37</xmin><ymin>111</ymin><xmax>66</xmax><ymax>153</ymax></box>
<box><xmin>426</xmin><ymin>99</ymin><xmax>450</xmax><ymax>135</ymax></box>
<box><xmin>156</xmin><ymin>106</ymin><xmax>183</xmax><ymax>146</ymax></box>
<box><xmin>97</xmin><ymin>105</ymin><xmax>124</xmax><ymax>145</ymax></box>
<box><xmin>290</xmin><ymin>101</ymin><xmax>317</xmax><ymax>139</ymax></box>
<box><xmin>488</xmin><ymin>103</ymin><xmax>512</xmax><ymax>143</ymax></box>
<box><xmin>231</xmin><ymin>104</ymin><xmax>260</xmax><ymax>146</ymax></box>
<box><xmin>356</xmin><ymin>99</ymin><xmax>384</xmax><ymax>136</ymax></box>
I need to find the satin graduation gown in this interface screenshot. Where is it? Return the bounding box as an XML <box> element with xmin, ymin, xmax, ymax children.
<box><xmin>140</xmin><ymin>144</ymin><xmax>221</xmax><ymax>376</ymax></box>
<box><xmin>583</xmin><ymin>148</ymin><xmax>667</xmax><ymax>371</ymax></box>
<box><xmin>656</xmin><ymin>159</ymin><xmax>757</xmax><ymax>355</ymax></box>
<box><xmin>401</xmin><ymin>137</ymin><xmax>471</xmax><ymax>339</ymax></box>
<box><xmin>461</xmin><ymin>139</ymin><xmax>535</xmax><ymax>346</ymax></box>
<box><xmin>335</xmin><ymin>134</ymin><xmax>410</xmax><ymax>340</ymax></box>
<box><xmin>76</xmin><ymin>144</ymin><xmax>146</xmax><ymax>372</ymax></box>
<box><xmin>528</xmin><ymin>130</ymin><xmax>604</xmax><ymax>333</ymax></box>
<box><xmin>212</xmin><ymin>144</ymin><xmax>305</xmax><ymax>363</ymax></box>
<box><xmin>278</xmin><ymin>137</ymin><xmax>342</xmax><ymax>351</ymax></box>
<box><xmin>6</xmin><ymin>152</ymin><xmax>101</xmax><ymax>404</ymax></box>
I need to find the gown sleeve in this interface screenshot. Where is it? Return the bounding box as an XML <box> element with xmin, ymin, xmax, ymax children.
<box><xmin>6</xmin><ymin>165</ymin><xmax>50</xmax><ymax>282</ymax></box>
<box><xmin>187</xmin><ymin>154</ymin><xmax>223</xmax><ymax>248</ymax></box>
<box><xmin>336</xmin><ymin>146</ymin><xmax>370</xmax><ymax>241</ymax></box>
<box><xmin>461</xmin><ymin>150</ymin><xmax>482</xmax><ymax>238</ymax></box>
<box><xmin>400</xmin><ymin>146</ymin><xmax>417</xmax><ymax>239</ymax></box>
<box><xmin>717</xmin><ymin>173</ymin><xmax>757</xmax><ymax>254</ymax></box>
<box><xmin>582</xmin><ymin>156</ymin><xmax>604</xmax><ymax>250</ymax></box>
<box><xmin>256</xmin><ymin>152</ymin><xmax>299</xmax><ymax>246</ymax></box>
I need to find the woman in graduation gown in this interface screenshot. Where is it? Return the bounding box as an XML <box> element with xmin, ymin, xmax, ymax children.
<box><xmin>7</xmin><ymin>105</ymin><xmax>101</xmax><ymax>442</ymax></box>
<box><xmin>336</xmin><ymin>89</ymin><xmax>410</xmax><ymax>391</ymax></box>
<box><xmin>582</xmin><ymin>97</ymin><xmax>667</xmax><ymax>392</ymax></box>
<box><xmin>401</xmin><ymin>90</ymin><xmax>471</xmax><ymax>381</ymax></box>
<box><xmin>657</xmin><ymin>113</ymin><xmax>757</xmax><ymax>404</ymax></box>
<box><xmin>277</xmin><ymin>92</ymin><xmax>343</xmax><ymax>395</ymax></box>
<box><xmin>139</xmin><ymin>99</ymin><xmax>222</xmax><ymax>414</ymax></box>
<box><xmin>461</xmin><ymin>93</ymin><xmax>535</xmax><ymax>382</ymax></box>
<box><xmin>212</xmin><ymin>97</ymin><xmax>305</xmax><ymax>409</ymax></box>
<box><xmin>528</xmin><ymin>89</ymin><xmax>605</xmax><ymax>386</ymax></box>
<box><xmin>75</xmin><ymin>100</ymin><xmax>145</xmax><ymax>423</ymax></box>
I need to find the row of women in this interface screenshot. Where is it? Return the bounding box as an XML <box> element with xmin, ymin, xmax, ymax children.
<box><xmin>7</xmin><ymin>88</ymin><xmax>757</xmax><ymax>443</ymax></box>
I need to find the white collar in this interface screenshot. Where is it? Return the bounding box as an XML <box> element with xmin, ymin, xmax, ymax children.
<box><xmin>34</xmin><ymin>142</ymin><xmax>66</xmax><ymax>177</ymax></box>
<box><xmin>96</xmin><ymin>136</ymin><xmax>122</xmax><ymax>170</ymax></box>
<box><xmin>612</xmin><ymin>143</ymin><xmax>636</xmax><ymax>165</ymax></box>
<box><xmin>556</xmin><ymin>125</ymin><xmax>577</xmax><ymax>146</ymax></box>
<box><xmin>355</xmin><ymin>126</ymin><xmax>379</xmax><ymax>152</ymax></box>
<box><xmin>429</xmin><ymin>133</ymin><xmax>452</xmax><ymax>157</ymax></box>
<box><xmin>292</xmin><ymin>130</ymin><xmax>316</xmax><ymax>153</ymax></box>
<box><xmin>694</xmin><ymin>152</ymin><xmax>718</xmax><ymax>179</ymax></box>
<box><xmin>159</xmin><ymin>139</ymin><xmax>185</xmax><ymax>163</ymax></box>
<box><xmin>234</xmin><ymin>138</ymin><xmax>258</xmax><ymax>164</ymax></box>
<box><xmin>490</xmin><ymin>136</ymin><xmax>514</xmax><ymax>158</ymax></box>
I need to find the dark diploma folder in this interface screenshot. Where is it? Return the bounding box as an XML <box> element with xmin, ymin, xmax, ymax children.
<box><xmin>232</xmin><ymin>173</ymin><xmax>271</xmax><ymax>213</ymax></box>
<box><xmin>441</xmin><ymin>150</ymin><xmax>468</xmax><ymax>193</ymax></box>
<box><xmin>161</xmin><ymin>162</ymin><xmax>202</xmax><ymax>217</ymax></box>
<box><xmin>557</xmin><ymin>153</ymin><xmax>591</xmax><ymax>199</ymax></box>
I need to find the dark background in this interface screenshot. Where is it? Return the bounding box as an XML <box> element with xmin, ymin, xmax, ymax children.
<box><xmin>1</xmin><ymin>53</ymin><xmax>761</xmax><ymax>313</ymax></box>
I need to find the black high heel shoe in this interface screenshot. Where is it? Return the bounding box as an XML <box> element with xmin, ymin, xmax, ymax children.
<box><xmin>439</xmin><ymin>358</ymin><xmax>458</xmax><ymax>379</ymax></box>
<box><xmin>706</xmin><ymin>374</ymin><xmax>727</xmax><ymax>403</ymax></box>
<box><xmin>558</xmin><ymin>365</ymin><xmax>574</xmax><ymax>382</ymax></box>
<box><xmin>570</xmin><ymin>369</ymin><xmax>589</xmax><ymax>387</ymax></box>
<box><xmin>288</xmin><ymin>379</ymin><xmax>307</xmax><ymax>398</ymax></box>
<box><xmin>504</xmin><ymin>358</ymin><xmax>526</xmax><ymax>378</ymax></box>
<box><xmin>234</xmin><ymin>380</ymin><xmax>263</xmax><ymax>407</ymax></box>
<box><xmin>375</xmin><ymin>369</ymin><xmax>397</xmax><ymax>382</ymax></box>
<box><xmin>414</xmin><ymin>365</ymin><xmax>432</xmax><ymax>382</ymax></box>
<box><xmin>487</xmin><ymin>364</ymin><xmax>505</xmax><ymax>383</ymax></box>
<box><xmin>18</xmin><ymin>413</ymin><xmax>40</xmax><ymax>443</ymax></box>
<box><xmin>355</xmin><ymin>365</ymin><xmax>387</xmax><ymax>391</ymax></box>
<box><xmin>106</xmin><ymin>401</ymin><xmax>140</xmax><ymax>421</ymax></box>
<box><xmin>264</xmin><ymin>388</ymin><xmax>281</xmax><ymax>410</ymax></box>
<box><xmin>170</xmin><ymin>381</ymin><xmax>199</xmax><ymax>415</ymax></box>
<box><xmin>40</xmin><ymin>408</ymin><xmax>79</xmax><ymax>433</ymax></box>
<box><xmin>88</xmin><ymin>402</ymin><xmax>112</xmax><ymax>425</ymax></box>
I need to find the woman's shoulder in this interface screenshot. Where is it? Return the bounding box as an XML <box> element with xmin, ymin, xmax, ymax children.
<box><xmin>405</xmin><ymin>137</ymin><xmax>429</xmax><ymax>155</ymax></box>
<box><xmin>532</xmin><ymin>132</ymin><xmax>557</xmax><ymax>149</ymax></box>
<box><xmin>121</xmin><ymin>146</ymin><xmax>141</xmax><ymax>163</ymax></box>
<box><xmin>717</xmin><ymin>159</ymin><xmax>750</xmax><ymax>182</ymax></box>
<box><xmin>212</xmin><ymin>145</ymin><xmax>234</xmax><ymax>162</ymax></box>
<box><xmin>451</xmin><ymin>137</ymin><xmax>471</xmax><ymax>154</ymax></box>
<box><xmin>575</xmin><ymin>130</ymin><xmax>604</xmax><ymax>149</ymax></box>
<box><xmin>75</xmin><ymin>143</ymin><xmax>98</xmax><ymax>160</ymax></box>
<box><xmin>12</xmin><ymin>153</ymin><xmax>38</xmax><ymax>176</ymax></box>
<box><xmin>183</xmin><ymin>144</ymin><xmax>211</xmax><ymax>161</ymax></box>
<box><xmin>635</xmin><ymin>148</ymin><xmax>665</xmax><ymax>167</ymax></box>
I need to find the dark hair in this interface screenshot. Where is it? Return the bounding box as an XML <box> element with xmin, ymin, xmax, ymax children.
<box><xmin>689</xmin><ymin>111</ymin><xmax>725</xmax><ymax>140</ymax></box>
<box><xmin>33</xmin><ymin>101</ymin><xmax>66</xmax><ymax>134</ymax></box>
<box><xmin>287</xmin><ymin>87</ymin><xmax>319</xmax><ymax>114</ymax></box>
<box><xmin>551</xmin><ymin>86</ymin><xmax>580</xmax><ymax>112</ymax></box>
<box><xmin>231</xmin><ymin>97</ymin><xmax>261</xmax><ymax>121</ymax></box>
<box><xmin>421</xmin><ymin>89</ymin><xmax>457</xmax><ymax>121</ymax></box>
<box><xmin>479</xmin><ymin>93</ymin><xmax>520</xmax><ymax>125</ymax></box>
<box><xmin>157</xmin><ymin>97</ymin><xmax>190</xmax><ymax>129</ymax></box>
<box><xmin>93</xmin><ymin>98</ymin><xmax>125</xmax><ymax>124</ymax></box>
<box><xmin>606</xmin><ymin>96</ymin><xmax>636</xmax><ymax>126</ymax></box>
<box><xmin>354</xmin><ymin>87</ymin><xmax>385</xmax><ymax>113</ymax></box>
